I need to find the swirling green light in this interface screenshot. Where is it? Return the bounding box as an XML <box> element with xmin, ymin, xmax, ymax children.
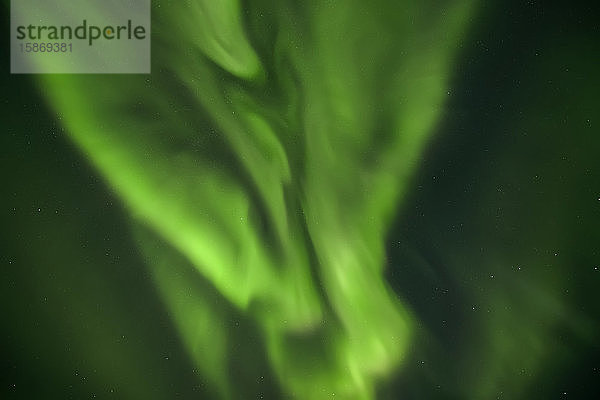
<box><xmin>35</xmin><ymin>0</ymin><xmax>475</xmax><ymax>398</ymax></box>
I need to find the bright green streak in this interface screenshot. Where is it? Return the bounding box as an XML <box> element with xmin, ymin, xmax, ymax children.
<box><xmin>36</xmin><ymin>0</ymin><xmax>475</xmax><ymax>398</ymax></box>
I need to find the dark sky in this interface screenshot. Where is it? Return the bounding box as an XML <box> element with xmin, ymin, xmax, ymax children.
<box><xmin>1</xmin><ymin>1</ymin><xmax>599</xmax><ymax>399</ymax></box>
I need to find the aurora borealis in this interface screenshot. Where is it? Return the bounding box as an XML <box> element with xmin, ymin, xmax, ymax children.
<box><xmin>2</xmin><ymin>1</ymin><xmax>599</xmax><ymax>399</ymax></box>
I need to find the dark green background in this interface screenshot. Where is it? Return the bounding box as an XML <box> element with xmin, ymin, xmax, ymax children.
<box><xmin>2</xmin><ymin>1</ymin><xmax>599</xmax><ymax>399</ymax></box>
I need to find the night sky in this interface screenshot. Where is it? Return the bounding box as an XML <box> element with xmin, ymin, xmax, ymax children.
<box><xmin>1</xmin><ymin>1</ymin><xmax>599</xmax><ymax>399</ymax></box>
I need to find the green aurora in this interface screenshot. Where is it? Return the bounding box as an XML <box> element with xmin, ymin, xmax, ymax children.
<box><xmin>2</xmin><ymin>1</ymin><xmax>599</xmax><ymax>399</ymax></box>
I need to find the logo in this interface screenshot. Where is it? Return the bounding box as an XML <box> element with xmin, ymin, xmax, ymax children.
<box><xmin>11</xmin><ymin>0</ymin><xmax>151</xmax><ymax>74</ymax></box>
